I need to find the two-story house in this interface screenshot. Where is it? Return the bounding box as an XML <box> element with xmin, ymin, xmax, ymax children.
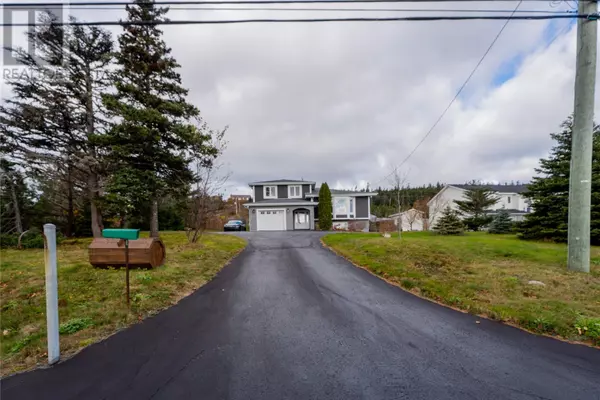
<box><xmin>244</xmin><ymin>179</ymin><xmax>377</xmax><ymax>231</ymax></box>
<box><xmin>428</xmin><ymin>184</ymin><xmax>530</xmax><ymax>227</ymax></box>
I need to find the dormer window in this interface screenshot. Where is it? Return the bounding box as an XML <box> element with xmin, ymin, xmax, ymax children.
<box><xmin>288</xmin><ymin>185</ymin><xmax>302</xmax><ymax>199</ymax></box>
<box><xmin>264</xmin><ymin>186</ymin><xmax>277</xmax><ymax>199</ymax></box>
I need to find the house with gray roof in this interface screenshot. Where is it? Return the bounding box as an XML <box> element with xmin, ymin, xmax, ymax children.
<box><xmin>427</xmin><ymin>183</ymin><xmax>530</xmax><ymax>228</ymax></box>
<box><xmin>244</xmin><ymin>179</ymin><xmax>377</xmax><ymax>231</ymax></box>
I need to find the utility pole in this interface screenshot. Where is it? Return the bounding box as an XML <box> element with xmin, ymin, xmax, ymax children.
<box><xmin>568</xmin><ymin>1</ymin><xmax>598</xmax><ymax>273</ymax></box>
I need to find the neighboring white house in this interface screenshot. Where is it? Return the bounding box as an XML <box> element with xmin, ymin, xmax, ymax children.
<box><xmin>428</xmin><ymin>184</ymin><xmax>530</xmax><ymax>228</ymax></box>
<box><xmin>389</xmin><ymin>208</ymin><xmax>427</xmax><ymax>231</ymax></box>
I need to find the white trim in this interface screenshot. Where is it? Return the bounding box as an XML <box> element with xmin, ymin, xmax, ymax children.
<box><xmin>245</xmin><ymin>202</ymin><xmax>318</xmax><ymax>207</ymax></box>
<box><xmin>305</xmin><ymin>192</ymin><xmax>378</xmax><ymax>198</ymax></box>
<box><xmin>288</xmin><ymin>185</ymin><xmax>302</xmax><ymax>199</ymax></box>
<box><xmin>256</xmin><ymin>208</ymin><xmax>286</xmax><ymax>231</ymax></box>
<box><xmin>333</xmin><ymin>218</ymin><xmax>370</xmax><ymax>221</ymax></box>
<box><xmin>249</xmin><ymin>180</ymin><xmax>315</xmax><ymax>186</ymax></box>
<box><xmin>263</xmin><ymin>185</ymin><xmax>278</xmax><ymax>199</ymax></box>
<box><xmin>333</xmin><ymin>196</ymin><xmax>355</xmax><ymax>219</ymax></box>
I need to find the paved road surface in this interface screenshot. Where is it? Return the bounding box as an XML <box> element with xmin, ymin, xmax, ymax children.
<box><xmin>2</xmin><ymin>232</ymin><xmax>599</xmax><ymax>400</ymax></box>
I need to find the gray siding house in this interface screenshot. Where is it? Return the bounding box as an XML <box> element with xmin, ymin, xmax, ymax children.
<box><xmin>244</xmin><ymin>179</ymin><xmax>377</xmax><ymax>232</ymax></box>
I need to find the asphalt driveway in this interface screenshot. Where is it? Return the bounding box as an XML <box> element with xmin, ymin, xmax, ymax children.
<box><xmin>2</xmin><ymin>232</ymin><xmax>599</xmax><ymax>400</ymax></box>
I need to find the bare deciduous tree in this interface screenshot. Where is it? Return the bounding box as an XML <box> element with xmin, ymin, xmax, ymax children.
<box><xmin>388</xmin><ymin>166</ymin><xmax>408</xmax><ymax>239</ymax></box>
<box><xmin>186</xmin><ymin>125</ymin><xmax>229</xmax><ymax>243</ymax></box>
<box><xmin>405</xmin><ymin>208</ymin><xmax>424</xmax><ymax>231</ymax></box>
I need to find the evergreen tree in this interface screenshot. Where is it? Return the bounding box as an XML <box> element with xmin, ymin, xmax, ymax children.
<box><xmin>0</xmin><ymin>160</ymin><xmax>34</xmax><ymax>234</ymax></box>
<box><xmin>319</xmin><ymin>182</ymin><xmax>333</xmax><ymax>230</ymax></box>
<box><xmin>519</xmin><ymin>116</ymin><xmax>600</xmax><ymax>244</ymax></box>
<box><xmin>433</xmin><ymin>207</ymin><xmax>464</xmax><ymax>235</ymax></box>
<box><xmin>0</xmin><ymin>12</ymin><xmax>114</xmax><ymax>237</ymax></box>
<box><xmin>454</xmin><ymin>188</ymin><xmax>498</xmax><ymax>231</ymax></box>
<box><xmin>488</xmin><ymin>209</ymin><xmax>513</xmax><ymax>234</ymax></box>
<box><xmin>103</xmin><ymin>0</ymin><xmax>202</xmax><ymax>237</ymax></box>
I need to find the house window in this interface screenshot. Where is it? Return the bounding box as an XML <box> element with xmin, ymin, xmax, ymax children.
<box><xmin>288</xmin><ymin>185</ymin><xmax>302</xmax><ymax>198</ymax></box>
<box><xmin>333</xmin><ymin>197</ymin><xmax>355</xmax><ymax>218</ymax></box>
<box><xmin>264</xmin><ymin>186</ymin><xmax>277</xmax><ymax>199</ymax></box>
<box><xmin>507</xmin><ymin>197</ymin><xmax>511</xmax><ymax>204</ymax></box>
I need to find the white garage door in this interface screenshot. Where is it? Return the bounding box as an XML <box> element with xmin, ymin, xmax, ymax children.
<box><xmin>257</xmin><ymin>209</ymin><xmax>286</xmax><ymax>231</ymax></box>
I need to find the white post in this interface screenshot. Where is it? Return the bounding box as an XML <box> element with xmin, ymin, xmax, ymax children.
<box><xmin>43</xmin><ymin>224</ymin><xmax>60</xmax><ymax>365</ymax></box>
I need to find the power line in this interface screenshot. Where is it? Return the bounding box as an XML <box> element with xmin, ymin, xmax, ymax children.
<box><xmin>0</xmin><ymin>14</ymin><xmax>586</xmax><ymax>27</ymax></box>
<box><xmin>0</xmin><ymin>0</ymin><xmax>567</xmax><ymax>7</ymax></box>
<box><xmin>373</xmin><ymin>0</ymin><xmax>525</xmax><ymax>187</ymax></box>
<box><xmin>40</xmin><ymin>6</ymin><xmax>574</xmax><ymax>14</ymax></box>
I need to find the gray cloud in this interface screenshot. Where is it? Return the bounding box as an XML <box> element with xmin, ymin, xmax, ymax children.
<box><xmin>2</xmin><ymin>1</ymin><xmax>598</xmax><ymax>196</ymax></box>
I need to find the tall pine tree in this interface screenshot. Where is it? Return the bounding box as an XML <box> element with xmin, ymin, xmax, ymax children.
<box><xmin>454</xmin><ymin>188</ymin><xmax>498</xmax><ymax>231</ymax></box>
<box><xmin>0</xmin><ymin>12</ymin><xmax>114</xmax><ymax>237</ymax></box>
<box><xmin>103</xmin><ymin>0</ymin><xmax>201</xmax><ymax>237</ymax></box>
<box><xmin>519</xmin><ymin>116</ymin><xmax>600</xmax><ymax>244</ymax></box>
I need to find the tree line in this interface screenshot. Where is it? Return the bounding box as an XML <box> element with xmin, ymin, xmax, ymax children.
<box><xmin>371</xmin><ymin>183</ymin><xmax>444</xmax><ymax>217</ymax></box>
<box><xmin>1</xmin><ymin>1</ymin><xmax>224</xmax><ymax>241</ymax></box>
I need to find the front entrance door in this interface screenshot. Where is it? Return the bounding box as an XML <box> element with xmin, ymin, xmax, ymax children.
<box><xmin>294</xmin><ymin>210</ymin><xmax>310</xmax><ymax>230</ymax></box>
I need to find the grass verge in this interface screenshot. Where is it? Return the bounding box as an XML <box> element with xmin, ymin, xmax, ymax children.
<box><xmin>322</xmin><ymin>232</ymin><xmax>600</xmax><ymax>346</ymax></box>
<box><xmin>0</xmin><ymin>231</ymin><xmax>246</xmax><ymax>376</ymax></box>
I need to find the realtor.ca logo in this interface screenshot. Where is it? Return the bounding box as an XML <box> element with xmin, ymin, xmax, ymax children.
<box><xmin>2</xmin><ymin>4</ymin><xmax>66</xmax><ymax>78</ymax></box>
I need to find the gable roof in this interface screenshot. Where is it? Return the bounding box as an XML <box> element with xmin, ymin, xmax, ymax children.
<box><xmin>450</xmin><ymin>184</ymin><xmax>528</xmax><ymax>194</ymax></box>
<box><xmin>389</xmin><ymin>208</ymin><xmax>425</xmax><ymax>218</ymax></box>
<box><xmin>244</xmin><ymin>199</ymin><xmax>317</xmax><ymax>207</ymax></box>
<box><xmin>427</xmin><ymin>183</ymin><xmax>529</xmax><ymax>206</ymax></box>
<box><xmin>248</xmin><ymin>179</ymin><xmax>316</xmax><ymax>185</ymax></box>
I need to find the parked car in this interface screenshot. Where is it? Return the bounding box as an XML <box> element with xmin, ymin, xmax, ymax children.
<box><xmin>224</xmin><ymin>220</ymin><xmax>246</xmax><ymax>231</ymax></box>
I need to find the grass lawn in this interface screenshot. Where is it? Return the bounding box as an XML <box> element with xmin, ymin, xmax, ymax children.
<box><xmin>322</xmin><ymin>232</ymin><xmax>600</xmax><ymax>346</ymax></box>
<box><xmin>0</xmin><ymin>231</ymin><xmax>246</xmax><ymax>376</ymax></box>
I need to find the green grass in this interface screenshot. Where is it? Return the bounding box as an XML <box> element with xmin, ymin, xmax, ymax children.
<box><xmin>322</xmin><ymin>232</ymin><xmax>600</xmax><ymax>346</ymax></box>
<box><xmin>0</xmin><ymin>231</ymin><xmax>246</xmax><ymax>376</ymax></box>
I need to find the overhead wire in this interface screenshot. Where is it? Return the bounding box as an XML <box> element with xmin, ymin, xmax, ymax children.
<box><xmin>0</xmin><ymin>14</ymin><xmax>586</xmax><ymax>26</ymax></box>
<box><xmin>371</xmin><ymin>0</ymin><xmax>526</xmax><ymax>188</ymax></box>
<box><xmin>29</xmin><ymin>6</ymin><xmax>575</xmax><ymax>13</ymax></box>
<box><xmin>0</xmin><ymin>0</ymin><xmax>567</xmax><ymax>7</ymax></box>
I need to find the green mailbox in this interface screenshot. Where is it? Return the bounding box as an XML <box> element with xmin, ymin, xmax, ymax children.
<box><xmin>102</xmin><ymin>229</ymin><xmax>140</xmax><ymax>241</ymax></box>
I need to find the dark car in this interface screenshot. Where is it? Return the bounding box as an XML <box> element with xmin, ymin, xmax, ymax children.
<box><xmin>224</xmin><ymin>220</ymin><xmax>246</xmax><ymax>231</ymax></box>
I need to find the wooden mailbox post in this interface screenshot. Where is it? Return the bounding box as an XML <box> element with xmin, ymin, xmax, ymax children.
<box><xmin>102</xmin><ymin>229</ymin><xmax>139</xmax><ymax>306</ymax></box>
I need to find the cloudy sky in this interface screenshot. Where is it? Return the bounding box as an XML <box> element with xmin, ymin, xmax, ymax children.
<box><xmin>1</xmin><ymin>1</ymin><xmax>599</xmax><ymax>196</ymax></box>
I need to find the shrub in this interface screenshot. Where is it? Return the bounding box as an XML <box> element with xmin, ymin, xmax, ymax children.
<box><xmin>489</xmin><ymin>209</ymin><xmax>513</xmax><ymax>234</ymax></box>
<box><xmin>0</xmin><ymin>229</ymin><xmax>64</xmax><ymax>249</ymax></box>
<box><xmin>433</xmin><ymin>207</ymin><xmax>464</xmax><ymax>235</ymax></box>
<box><xmin>319</xmin><ymin>182</ymin><xmax>333</xmax><ymax>231</ymax></box>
